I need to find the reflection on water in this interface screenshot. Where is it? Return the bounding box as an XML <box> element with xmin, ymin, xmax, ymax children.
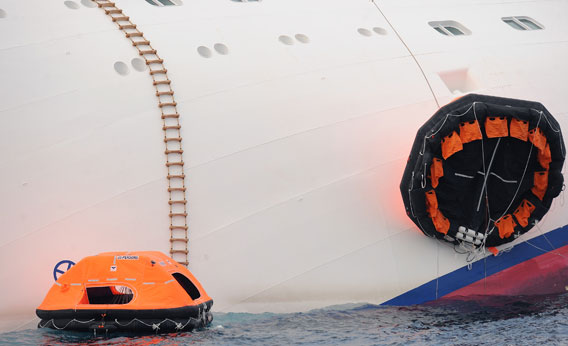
<box><xmin>3</xmin><ymin>293</ymin><xmax>568</xmax><ymax>345</ymax></box>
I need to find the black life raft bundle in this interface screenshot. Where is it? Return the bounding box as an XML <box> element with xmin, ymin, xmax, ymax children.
<box><xmin>401</xmin><ymin>94</ymin><xmax>565</xmax><ymax>248</ymax></box>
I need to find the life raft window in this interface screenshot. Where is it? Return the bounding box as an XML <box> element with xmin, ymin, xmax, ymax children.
<box><xmin>502</xmin><ymin>17</ymin><xmax>543</xmax><ymax>31</ymax></box>
<box><xmin>172</xmin><ymin>273</ymin><xmax>201</xmax><ymax>300</ymax></box>
<box><xmin>86</xmin><ymin>286</ymin><xmax>134</xmax><ymax>305</ymax></box>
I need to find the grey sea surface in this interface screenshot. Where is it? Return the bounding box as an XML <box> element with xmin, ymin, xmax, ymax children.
<box><xmin>1</xmin><ymin>293</ymin><xmax>567</xmax><ymax>345</ymax></box>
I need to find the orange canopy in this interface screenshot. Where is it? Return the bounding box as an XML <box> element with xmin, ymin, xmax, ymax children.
<box><xmin>38</xmin><ymin>251</ymin><xmax>211</xmax><ymax>311</ymax></box>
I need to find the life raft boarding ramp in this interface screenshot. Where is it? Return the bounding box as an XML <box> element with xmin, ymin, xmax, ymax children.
<box><xmin>401</xmin><ymin>94</ymin><xmax>565</xmax><ymax>250</ymax></box>
<box><xmin>93</xmin><ymin>0</ymin><xmax>189</xmax><ymax>265</ymax></box>
<box><xmin>36</xmin><ymin>251</ymin><xmax>213</xmax><ymax>333</ymax></box>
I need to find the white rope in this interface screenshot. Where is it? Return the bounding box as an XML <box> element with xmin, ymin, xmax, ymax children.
<box><xmin>476</xmin><ymin>137</ymin><xmax>501</xmax><ymax>212</ymax></box>
<box><xmin>39</xmin><ymin>318</ymin><xmax>95</xmax><ymax>330</ymax></box>
<box><xmin>409</xmin><ymin>101</ymin><xmax>563</xmax><ymax>264</ymax></box>
<box><xmin>419</xmin><ymin>103</ymin><xmax>476</xmax><ymax>156</ymax></box>
<box><xmin>112</xmin><ymin>315</ymin><xmax>203</xmax><ymax>331</ymax></box>
<box><xmin>489</xmin><ymin>111</ymin><xmax>543</xmax><ymax>232</ymax></box>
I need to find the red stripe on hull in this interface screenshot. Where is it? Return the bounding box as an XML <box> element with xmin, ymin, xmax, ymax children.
<box><xmin>444</xmin><ymin>244</ymin><xmax>568</xmax><ymax>298</ymax></box>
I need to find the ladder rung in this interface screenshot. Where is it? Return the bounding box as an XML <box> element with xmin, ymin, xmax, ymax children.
<box><xmin>157</xmin><ymin>91</ymin><xmax>174</xmax><ymax>96</ymax></box>
<box><xmin>112</xmin><ymin>16</ymin><xmax>130</xmax><ymax>22</ymax></box>
<box><xmin>170</xmin><ymin>237</ymin><xmax>189</xmax><ymax>242</ymax></box>
<box><xmin>105</xmin><ymin>9</ymin><xmax>122</xmax><ymax>14</ymax></box>
<box><xmin>163</xmin><ymin>125</ymin><xmax>181</xmax><ymax>130</ymax></box>
<box><xmin>170</xmin><ymin>225</ymin><xmax>188</xmax><ymax>230</ymax></box>
<box><xmin>169</xmin><ymin>200</ymin><xmax>187</xmax><ymax>205</ymax></box>
<box><xmin>177</xmin><ymin>260</ymin><xmax>189</xmax><ymax>265</ymax></box>
<box><xmin>170</xmin><ymin>249</ymin><xmax>189</xmax><ymax>254</ymax></box>
<box><xmin>168</xmin><ymin>187</ymin><xmax>186</xmax><ymax>192</ymax></box>
<box><xmin>165</xmin><ymin>149</ymin><xmax>183</xmax><ymax>154</ymax></box>
<box><xmin>166</xmin><ymin>161</ymin><xmax>184</xmax><ymax>166</ymax></box>
<box><xmin>159</xmin><ymin>102</ymin><xmax>177</xmax><ymax>107</ymax></box>
<box><xmin>154</xmin><ymin>80</ymin><xmax>171</xmax><ymax>85</ymax></box>
<box><xmin>119</xmin><ymin>24</ymin><xmax>136</xmax><ymax>30</ymax></box>
<box><xmin>98</xmin><ymin>2</ymin><xmax>115</xmax><ymax>8</ymax></box>
<box><xmin>170</xmin><ymin>213</ymin><xmax>188</xmax><ymax>217</ymax></box>
<box><xmin>164</xmin><ymin>137</ymin><xmax>182</xmax><ymax>142</ymax></box>
<box><xmin>125</xmin><ymin>32</ymin><xmax>143</xmax><ymax>38</ymax></box>
<box><xmin>132</xmin><ymin>40</ymin><xmax>150</xmax><ymax>46</ymax></box>
<box><xmin>147</xmin><ymin>59</ymin><xmax>164</xmax><ymax>65</ymax></box>
<box><xmin>139</xmin><ymin>49</ymin><xmax>157</xmax><ymax>55</ymax></box>
<box><xmin>150</xmin><ymin>69</ymin><xmax>168</xmax><ymax>75</ymax></box>
<box><xmin>161</xmin><ymin>113</ymin><xmax>179</xmax><ymax>119</ymax></box>
<box><xmin>167</xmin><ymin>174</ymin><xmax>185</xmax><ymax>179</ymax></box>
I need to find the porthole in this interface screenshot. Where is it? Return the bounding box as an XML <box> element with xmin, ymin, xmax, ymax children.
<box><xmin>278</xmin><ymin>35</ymin><xmax>294</xmax><ymax>45</ymax></box>
<box><xmin>214</xmin><ymin>43</ymin><xmax>229</xmax><ymax>55</ymax></box>
<box><xmin>357</xmin><ymin>28</ymin><xmax>372</xmax><ymax>37</ymax></box>
<box><xmin>131</xmin><ymin>58</ymin><xmax>147</xmax><ymax>72</ymax></box>
<box><xmin>64</xmin><ymin>1</ymin><xmax>80</xmax><ymax>10</ymax></box>
<box><xmin>114</xmin><ymin>61</ymin><xmax>130</xmax><ymax>76</ymax></box>
<box><xmin>197</xmin><ymin>46</ymin><xmax>212</xmax><ymax>58</ymax></box>
<box><xmin>372</xmin><ymin>27</ymin><xmax>387</xmax><ymax>35</ymax></box>
<box><xmin>80</xmin><ymin>0</ymin><xmax>97</xmax><ymax>8</ymax></box>
<box><xmin>295</xmin><ymin>34</ymin><xmax>310</xmax><ymax>43</ymax></box>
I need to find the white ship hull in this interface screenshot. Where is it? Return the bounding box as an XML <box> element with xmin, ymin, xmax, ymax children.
<box><xmin>1</xmin><ymin>0</ymin><xmax>567</xmax><ymax>333</ymax></box>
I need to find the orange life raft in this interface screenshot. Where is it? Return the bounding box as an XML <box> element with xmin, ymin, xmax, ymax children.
<box><xmin>36</xmin><ymin>251</ymin><xmax>213</xmax><ymax>332</ymax></box>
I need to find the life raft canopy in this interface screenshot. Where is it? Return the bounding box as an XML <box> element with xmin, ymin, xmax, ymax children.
<box><xmin>401</xmin><ymin>94</ymin><xmax>565</xmax><ymax>248</ymax></box>
<box><xmin>36</xmin><ymin>251</ymin><xmax>213</xmax><ymax>332</ymax></box>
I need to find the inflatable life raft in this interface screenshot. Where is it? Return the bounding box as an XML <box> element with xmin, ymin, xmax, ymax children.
<box><xmin>401</xmin><ymin>94</ymin><xmax>565</xmax><ymax>248</ymax></box>
<box><xmin>36</xmin><ymin>251</ymin><xmax>213</xmax><ymax>332</ymax></box>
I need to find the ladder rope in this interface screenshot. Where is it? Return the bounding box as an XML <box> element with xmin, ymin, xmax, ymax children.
<box><xmin>93</xmin><ymin>0</ymin><xmax>189</xmax><ymax>267</ymax></box>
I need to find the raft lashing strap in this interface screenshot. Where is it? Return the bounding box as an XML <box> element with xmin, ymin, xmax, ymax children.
<box><xmin>94</xmin><ymin>0</ymin><xmax>189</xmax><ymax>266</ymax></box>
<box><xmin>401</xmin><ymin>94</ymin><xmax>565</xmax><ymax>249</ymax></box>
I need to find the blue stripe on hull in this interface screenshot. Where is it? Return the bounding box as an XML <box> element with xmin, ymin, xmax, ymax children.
<box><xmin>383</xmin><ymin>225</ymin><xmax>568</xmax><ymax>306</ymax></box>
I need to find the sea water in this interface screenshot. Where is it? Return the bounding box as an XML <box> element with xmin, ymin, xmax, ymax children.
<box><xmin>2</xmin><ymin>293</ymin><xmax>567</xmax><ymax>345</ymax></box>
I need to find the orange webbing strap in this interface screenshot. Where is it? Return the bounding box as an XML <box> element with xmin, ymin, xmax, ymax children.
<box><xmin>529</xmin><ymin>128</ymin><xmax>547</xmax><ymax>152</ymax></box>
<box><xmin>495</xmin><ymin>214</ymin><xmax>516</xmax><ymax>239</ymax></box>
<box><xmin>509</xmin><ymin>118</ymin><xmax>529</xmax><ymax>142</ymax></box>
<box><xmin>459</xmin><ymin>120</ymin><xmax>482</xmax><ymax>144</ymax></box>
<box><xmin>425</xmin><ymin>190</ymin><xmax>438</xmax><ymax>217</ymax></box>
<box><xmin>513</xmin><ymin>199</ymin><xmax>536</xmax><ymax>227</ymax></box>
<box><xmin>441</xmin><ymin>131</ymin><xmax>463</xmax><ymax>160</ymax></box>
<box><xmin>430</xmin><ymin>158</ymin><xmax>444</xmax><ymax>188</ymax></box>
<box><xmin>538</xmin><ymin>143</ymin><xmax>551</xmax><ymax>170</ymax></box>
<box><xmin>532</xmin><ymin>171</ymin><xmax>548</xmax><ymax>200</ymax></box>
<box><xmin>485</xmin><ymin>116</ymin><xmax>508</xmax><ymax>138</ymax></box>
<box><xmin>432</xmin><ymin>212</ymin><xmax>450</xmax><ymax>235</ymax></box>
<box><xmin>425</xmin><ymin>190</ymin><xmax>450</xmax><ymax>234</ymax></box>
<box><xmin>488</xmin><ymin>247</ymin><xmax>499</xmax><ymax>256</ymax></box>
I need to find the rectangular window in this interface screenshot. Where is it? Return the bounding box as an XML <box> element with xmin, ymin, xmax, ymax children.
<box><xmin>502</xmin><ymin>16</ymin><xmax>543</xmax><ymax>31</ymax></box>
<box><xmin>429</xmin><ymin>21</ymin><xmax>472</xmax><ymax>36</ymax></box>
<box><xmin>144</xmin><ymin>0</ymin><xmax>182</xmax><ymax>6</ymax></box>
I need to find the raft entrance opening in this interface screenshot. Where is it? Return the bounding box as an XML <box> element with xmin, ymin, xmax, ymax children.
<box><xmin>86</xmin><ymin>286</ymin><xmax>134</xmax><ymax>305</ymax></box>
<box><xmin>172</xmin><ymin>273</ymin><xmax>201</xmax><ymax>300</ymax></box>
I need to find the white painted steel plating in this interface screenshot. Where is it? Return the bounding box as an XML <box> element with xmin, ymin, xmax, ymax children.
<box><xmin>0</xmin><ymin>0</ymin><xmax>567</xmax><ymax>333</ymax></box>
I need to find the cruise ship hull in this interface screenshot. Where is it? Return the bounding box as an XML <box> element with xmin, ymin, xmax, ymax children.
<box><xmin>0</xmin><ymin>0</ymin><xmax>567</xmax><ymax>333</ymax></box>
